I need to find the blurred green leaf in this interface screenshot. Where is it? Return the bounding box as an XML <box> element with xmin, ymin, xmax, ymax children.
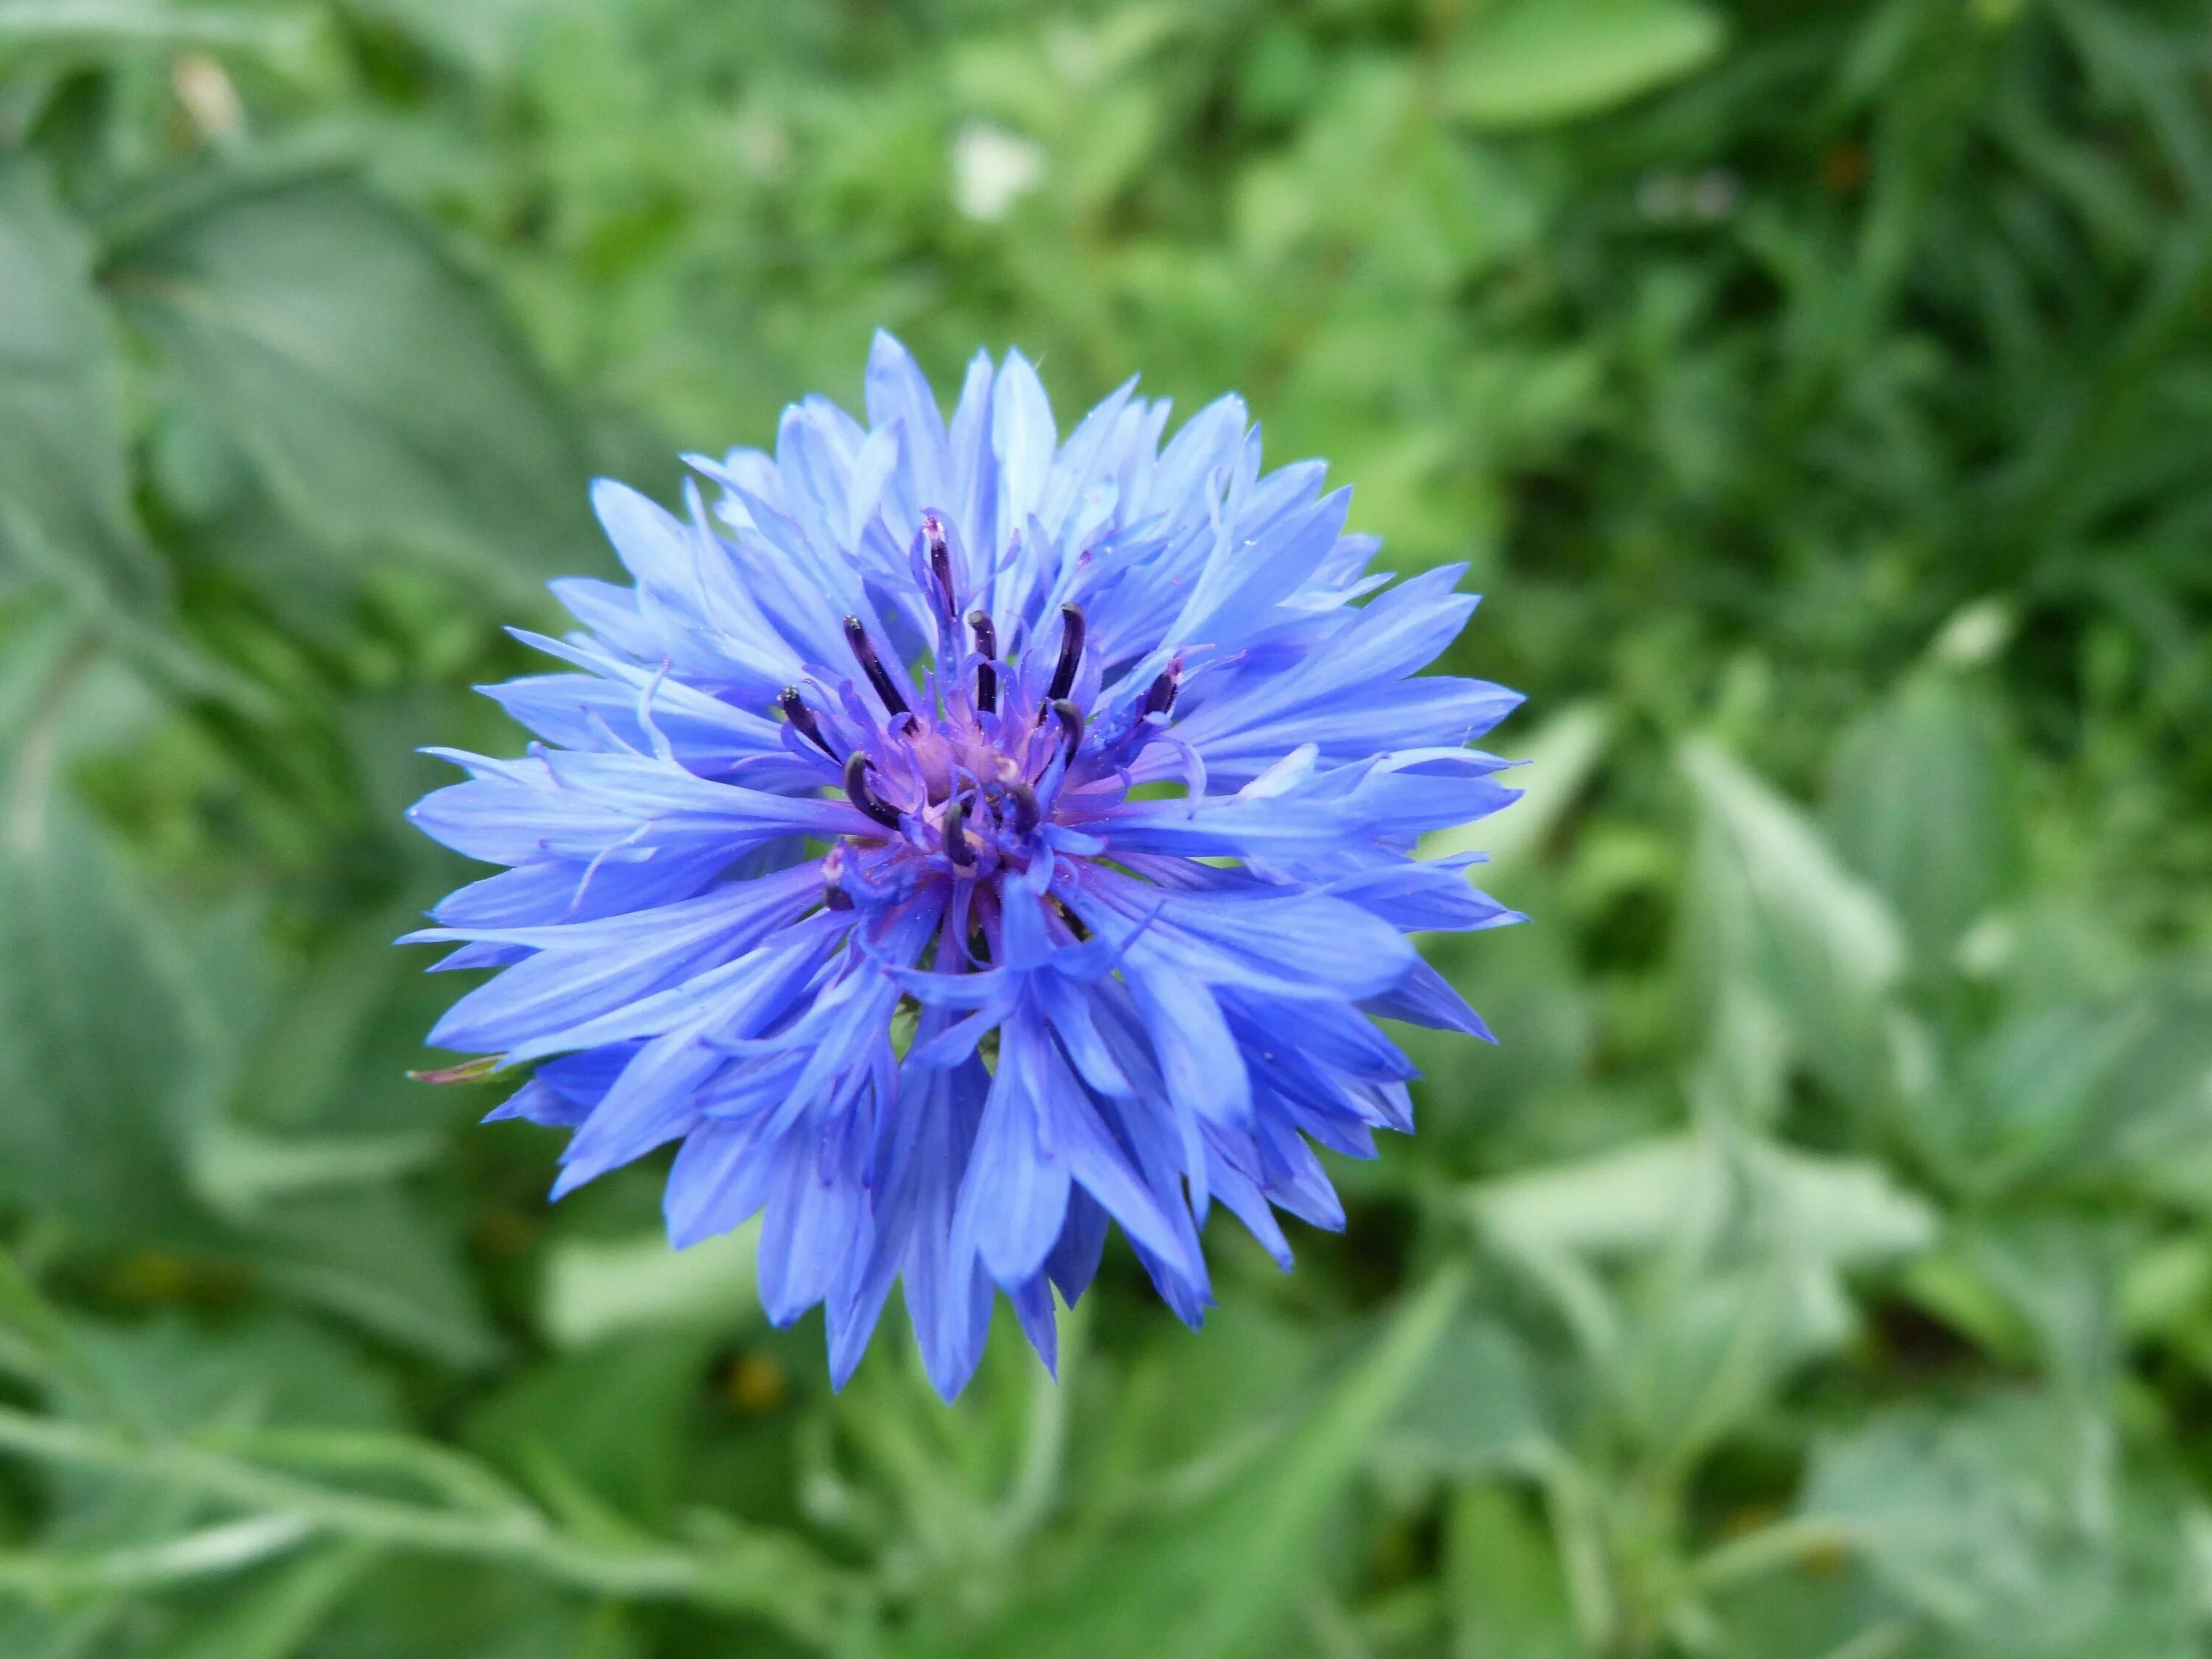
<box><xmin>164</xmin><ymin>1543</ymin><xmax>378</xmax><ymax>1659</ymax></box>
<box><xmin>1475</xmin><ymin>1132</ymin><xmax>1934</xmax><ymax>1267</ymax></box>
<box><xmin>0</xmin><ymin>159</ymin><xmax>161</xmax><ymax>609</ymax></box>
<box><xmin>928</xmin><ymin>1271</ymin><xmax>1466</xmax><ymax>1659</ymax></box>
<box><xmin>1914</xmin><ymin>961</ymin><xmax>2212</xmax><ymax>1200</ymax></box>
<box><xmin>1960</xmin><ymin>1217</ymin><xmax>2124</xmax><ymax>1397</ymax></box>
<box><xmin>287</xmin><ymin>1557</ymin><xmax>643</xmax><ymax>1659</ymax></box>
<box><xmin>347</xmin><ymin>0</ymin><xmax>552</xmax><ymax>78</ymax></box>
<box><xmin>538</xmin><ymin>1222</ymin><xmax>760</xmax><ymax>1352</ymax></box>
<box><xmin>13</xmin><ymin>1307</ymin><xmax>397</xmax><ymax>1623</ymax></box>
<box><xmin>108</xmin><ymin>175</ymin><xmax>598</xmax><ymax>602</ymax></box>
<box><xmin>1683</xmin><ymin>740</ymin><xmax>1907</xmax><ymax>1118</ymax></box>
<box><xmin>0</xmin><ymin>811</ymin><xmax>214</xmax><ymax>1240</ymax></box>
<box><xmin>1444</xmin><ymin>1481</ymin><xmax>1577</xmax><ymax>1659</ymax></box>
<box><xmin>1829</xmin><ymin>668</ymin><xmax>2021</xmax><ymax>957</ymax></box>
<box><xmin>1443</xmin><ymin>0</ymin><xmax>1725</xmax><ymax>131</ymax></box>
<box><xmin>1796</xmin><ymin>1396</ymin><xmax>2203</xmax><ymax>1655</ymax></box>
<box><xmin>1475</xmin><ymin>1131</ymin><xmax>1934</xmax><ymax>1456</ymax></box>
<box><xmin>244</xmin><ymin>1189</ymin><xmax>499</xmax><ymax>1371</ymax></box>
<box><xmin>192</xmin><ymin>1121</ymin><xmax>441</xmax><ymax>1217</ymax></box>
<box><xmin>465</xmin><ymin>1330</ymin><xmax>715</xmax><ymax>1523</ymax></box>
<box><xmin>0</xmin><ymin>1512</ymin><xmax>318</xmax><ymax>1599</ymax></box>
<box><xmin>0</xmin><ymin>1</ymin><xmax>310</xmax><ymax>59</ymax></box>
<box><xmin>1371</xmin><ymin>1314</ymin><xmax>1548</xmax><ymax>1481</ymax></box>
<box><xmin>53</xmin><ymin>1311</ymin><xmax>403</xmax><ymax>1439</ymax></box>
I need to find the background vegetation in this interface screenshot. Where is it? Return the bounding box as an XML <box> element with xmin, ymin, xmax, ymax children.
<box><xmin>2</xmin><ymin>0</ymin><xmax>2211</xmax><ymax>1654</ymax></box>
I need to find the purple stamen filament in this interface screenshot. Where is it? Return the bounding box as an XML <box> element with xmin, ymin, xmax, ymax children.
<box><xmin>967</xmin><ymin>610</ymin><xmax>998</xmax><ymax>713</ymax></box>
<box><xmin>844</xmin><ymin>615</ymin><xmax>910</xmax><ymax>717</ymax></box>
<box><xmin>1051</xmin><ymin>698</ymin><xmax>1083</xmax><ymax>757</ymax></box>
<box><xmin>822</xmin><ymin>556</ymin><xmax>1129</xmax><ymax>888</ymax></box>
<box><xmin>779</xmin><ymin>686</ymin><xmax>835</xmax><ymax>756</ymax></box>
<box><xmin>1047</xmin><ymin>603</ymin><xmax>1086</xmax><ymax>702</ymax></box>
<box><xmin>843</xmin><ymin>752</ymin><xmax>903</xmax><ymax>830</ymax></box>
<box><xmin>924</xmin><ymin>512</ymin><xmax>955</xmax><ymax>614</ymax></box>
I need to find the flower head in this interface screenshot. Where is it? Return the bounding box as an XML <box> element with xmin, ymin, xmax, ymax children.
<box><xmin>405</xmin><ymin>335</ymin><xmax>1522</xmax><ymax>1397</ymax></box>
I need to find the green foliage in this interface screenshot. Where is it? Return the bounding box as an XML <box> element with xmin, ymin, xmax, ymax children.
<box><xmin>2</xmin><ymin>1</ymin><xmax>2211</xmax><ymax>1655</ymax></box>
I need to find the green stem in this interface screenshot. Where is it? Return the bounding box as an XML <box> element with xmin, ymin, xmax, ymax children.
<box><xmin>0</xmin><ymin>1405</ymin><xmax>860</xmax><ymax>1646</ymax></box>
<box><xmin>994</xmin><ymin>1297</ymin><xmax>1081</xmax><ymax>1545</ymax></box>
<box><xmin>0</xmin><ymin>1513</ymin><xmax>315</xmax><ymax>1595</ymax></box>
<box><xmin>1531</xmin><ymin>1444</ymin><xmax>1618</xmax><ymax>1655</ymax></box>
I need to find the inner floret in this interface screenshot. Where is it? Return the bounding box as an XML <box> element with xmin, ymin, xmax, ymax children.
<box><xmin>782</xmin><ymin>529</ymin><xmax>1129</xmax><ymax>908</ymax></box>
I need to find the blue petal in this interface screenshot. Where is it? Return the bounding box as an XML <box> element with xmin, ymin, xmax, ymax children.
<box><xmin>952</xmin><ymin>1017</ymin><xmax>1072</xmax><ymax>1285</ymax></box>
<box><xmin>758</xmin><ymin>1123</ymin><xmax>868</xmax><ymax>1327</ymax></box>
<box><xmin>1365</xmin><ymin>958</ymin><xmax>1498</xmax><ymax>1040</ymax></box>
<box><xmin>664</xmin><ymin>1114</ymin><xmax>783</xmax><ymax>1248</ymax></box>
<box><xmin>414</xmin><ymin>866</ymin><xmax>821</xmax><ymax>1054</ymax></box>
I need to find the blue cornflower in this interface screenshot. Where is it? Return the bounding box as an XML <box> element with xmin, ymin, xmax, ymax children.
<box><xmin>405</xmin><ymin>336</ymin><xmax>1522</xmax><ymax>1398</ymax></box>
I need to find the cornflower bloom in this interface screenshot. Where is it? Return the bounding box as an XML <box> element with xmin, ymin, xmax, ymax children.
<box><xmin>406</xmin><ymin>335</ymin><xmax>1522</xmax><ymax>1397</ymax></box>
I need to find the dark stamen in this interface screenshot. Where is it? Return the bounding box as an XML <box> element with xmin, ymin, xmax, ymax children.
<box><xmin>778</xmin><ymin>686</ymin><xmax>836</xmax><ymax>757</ymax></box>
<box><xmin>923</xmin><ymin>512</ymin><xmax>954</xmax><ymax>612</ymax></box>
<box><xmin>1051</xmin><ymin>698</ymin><xmax>1084</xmax><ymax>758</ymax></box>
<box><xmin>1047</xmin><ymin>603</ymin><xmax>1087</xmax><ymax>702</ymax></box>
<box><xmin>842</xmin><ymin>752</ymin><xmax>904</xmax><ymax>831</ymax></box>
<box><xmin>843</xmin><ymin>615</ymin><xmax>910</xmax><ymax>717</ymax></box>
<box><xmin>941</xmin><ymin>796</ymin><xmax>975</xmax><ymax>866</ymax></box>
<box><xmin>1141</xmin><ymin>661</ymin><xmax>1180</xmax><ymax>718</ymax></box>
<box><xmin>1006</xmin><ymin>781</ymin><xmax>1041</xmax><ymax>837</ymax></box>
<box><xmin>967</xmin><ymin>610</ymin><xmax>998</xmax><ymax>712</ymax></box>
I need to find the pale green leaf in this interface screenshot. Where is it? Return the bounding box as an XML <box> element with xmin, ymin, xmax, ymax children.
<box><xmin>1444</xmin><ymin>0</ymin><xmax>1725</xmax><ymax>131</ymax></box>
<box><xmin>0</xmin><ymin>810</ymin><xmax>215</xmax><ymax>1239</ymax></box>
<box><xmin>246</xmin><ymin>1189</ymin><xmax>501</xmax><ymax>1371</ymax></box>
<box><xmin>538</xmin><ymin>1222</ymin><xmax>761</xmax><ymax>1351</ymax></box>
<box><xmin>928</xmin><ymin>1272</ymin><xmax>1467</xmax><ymax>1659</ymax></box>
<box><xmin>166</xmin><ymin>1543</ymin><xmax>378</xmax><ymax>1659</ymax></box>
<box><xmin>1683</xmin><ymin>740</ymin><xmax>1907</xmax><ymax>1113</ymax></box>
<box><xmin>1829</xmin><ymin>669</ymin><xmax>2021</xmax><ymax>955</ymax></box>
<box><xmin>0</xmin><ymin>1</ymin><xmax>310</xmax><ymax>58</ymax></box>
<box><xmin>1473</xmin><ymin>1132</ymin><xmax>1934</xmax><ymax>1439</ymax></box>
<box><xmin>0</xmin><ymin>159</ymin><xmax>161</xmax><ymax>608</ymax></box>
<box><xmin>1445</xmin><ymin>1481</ymin><xmax>1579</xmax><ymax>1659</ymax></box>
<box><xmin>1795</xmin><ymin>1397</ymin><xmax>2200</xmax><ymax>1652</ymax></box>
<box><xmin>110</xmin><ymin>176</ymin><xmax>597</xmax><ymax>602</ymax></box>
<box><xmin>1371</xmin><ymin>1315</ymin><xmax>1549</xmax><ymax>1481</ymax></box>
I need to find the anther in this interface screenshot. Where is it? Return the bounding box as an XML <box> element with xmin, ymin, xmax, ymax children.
<box><xmin>967</xmin><ymin>610</ymin><xmax>998</xmax><ymax>713</ymax></box>
<box><xmin>1051</xmin><ymin>698</ymin><xmax>1085</xmax><ymax>757</ymax></box>
<box><xmin>842</xmin><ymin>615</ymin><xmax>910</xmax><ymax>717</ymax></box>
<box><xmin>1006</xmin><ymin>781</ymin><xmax>1041</xmax><ymax>838</ymax></box>
<box><xmin>842</xmin><ymin>752</ymin><xmax>904</xmax><ymax>831</ymax></box>
<box><xmin>1047</xmin><ymin>603</ymin><xmax>1087</xmax><ymax>702</ymax></box>
<box><xmin>940</xmin><ymin>796</ymin><xmax>975</xmax><ymax>866</ymax></box>
<box><xmin>1141</xmin><ymin>661</ymin><xmax>1180</xmax><ymax>719</ymax></box>
<box><xmin>778</xmin><ymin>686</ymin><xmax>836</xmax><ymax>757</ymax></box>
<box><xmin>922</xmin><ymin>512</ymin><xmax>955</xmax><ymax>612</ymax></box>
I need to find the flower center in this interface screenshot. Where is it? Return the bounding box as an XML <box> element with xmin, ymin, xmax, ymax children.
<box><xmin>785</xmin><ymin>563</ymin><xmax>1114</xmax><ymax>908</ymax></box>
